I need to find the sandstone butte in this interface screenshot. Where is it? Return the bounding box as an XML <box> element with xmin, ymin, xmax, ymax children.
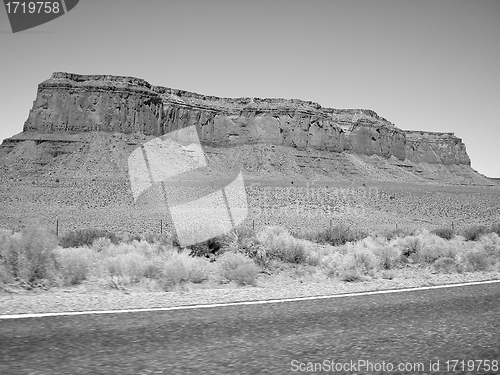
<box><xmin>1</xmin><ymin>72</ymin><xmax>499</xmax><ymax>235</ymax></box>
<box><xmin>0</xmin><ymin>72</ymin><xmax>493</xmax><ymax>186</ymax></box>
<box><xmin>20</xmin><ymin>72</ymin><xmax>470</xmax><ymax>164</ymax></box>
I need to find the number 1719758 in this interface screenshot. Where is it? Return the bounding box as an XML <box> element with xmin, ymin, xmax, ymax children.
<box><xmin>5</xmin><ymin>2</ymin><xmax>60</xmax><ymax>14</ymax></box>
<box><xmin>446</xmin><ymin>360</ymin><xmax>498</xmax><ymax>372</ymax></box>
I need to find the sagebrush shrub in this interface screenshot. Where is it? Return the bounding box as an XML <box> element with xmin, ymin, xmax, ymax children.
<box><xmin>179</xmin><ymin>252</ymin><xmax>211</xmax><ymax>283</ymax></box>
<box><xmin>382</xmin><ymin>228</ymin><xmax>415</xmax><ymax>241</ymax></box>
<box><xmin>158</xmin><ymin>260</ymin><xmax>189</xmax><ymax>290</ymax></box>
<box><xmin>0</xmin><ymin>262</ymin><xmax>11</xmax><ymax>286</ymax></box>
<box><xmin>143</xmin><ymin>263</ymin><xmax>162</xmax><ymax>279</ymax></box>
<box><xmin>60</xmin><ymin>229</ymin><xmax>118</xmax><ymax>248</ymax></box>
<box><xmin>374</xmin><ymin>246</ymin><xmax>401</xmax><ymax>269</ymax></box>
<box><xmin>188</xmin><ymin>233</ymin><xmax>233</xmax><ymax>258</ymax></box>
<box><xmin>156</xmin><ymin>251</ymin><xmax>212</xmax><ymax>289</ymax></box>
<box><xmin>142</xmin><ymin>232</ymin><xmax>157</xmax><ymax>244</ymax></box>
<box><xmin>411</xmin><ymin>231</ymin><xmax>456</xmax><ymax>264</ymax></box>
<box><xmin>312</xmin><ymin>225</ymin><xmax>367</xmax><ymax>246</ymax></box>
<box><xmin>433</xmin><ymin>257</ymin><xmax>458</xmax><ymax>273</ymax></box>
<box><xmin>257</xmin><ymin>226</ymin><xmax>308</xmax><ymax>264</ymax></box>
<box><xmin>389</xmin><ymin>230</ymin><xmax>456</xmax><ymax>265</ymax></box>
<box><xmin>351</xmin><ymin>247</ymin><xmax>378</xmax><ymax>273</ymax></box>
<box><xmin>321</xmin><ymin>251</ymin><xmax>345</xmax><ymax>278</ymax></box>
<box><xmin>217</xmin><ymin>252</ymin><xmax>260</xmax><ymax>286</ymax></box>
<box><xmin>305</xmin><ymin>250</ymin><xmax>322</xmax><ymax>267</ymax></box>
<box><xmin>0</xmin><ymin>225</ymin><xmax>59</xmax><ymax>287</ymax></box>
<box><xmin>338</xmin><ymin>237</ymin><xmax>383</xmax><ymax>273</ymax></box>
<box><xmin>431</xmin><ymin>227</ymin><xmax>455</xmax><ymax>240</ymax></box>
<box><xmin>489</xmin><ymin>223</ymin><xmax>500</xmax><ymax>236</ymax></box>
<box><xmin>53</xmin><ymin>247</ymin><xmax>93</xmax><ymax>285</ymax></box>
<box><xmin>462</xmin><ymin>225</ymin><xmax>488</xmax><ymax>241</ymax></box>
<box><xmin>92</xmin><ymin>237</ymin><xmax>112</xmax><ymax>252</ymax></box>
<box><xmin>236</xmin><ymin>237</ymin><xmax>271</xmax><ymax>267</ymax></box>
<box><xmin>462</xmin><ymin>248</ymin><xmax>492</xmax><ymax>271</ymax></box>
<box><xmin>234</xmin><ymin>227</ymin><xmax>256</xmax><ymax>242</ymax></box>
<box><xmin>477</xmin><ymin>233</ymin><xmax>500</xmax><ymax>261</ymax></box>
<box><xmin>381</xmin><ymin>270</ymin><xmax>395</xmax><ymax>280</ymax></box>
<box><xmin>115</xmin><ymin>232</ymin><xmax>136</xmax><ymax>243</ymax></box>
<box><xmin>396</xmin><ymin>236</ymin><xmax>420</xmax><ymax>259</ymax></box>
<box><xmin>261</xmin><ymin>226</ymin><xmax>289</xmax><ymax>238</ymax></box>
<box><xmin>340</xmin><ymin>269</ymin><xmax>364</xmax><ymax>282</ymax></box>
<box><xmin>95</xmin><ymin>242</ymin><xmax>149</xmax><ymax>283</ymax></box>
<box><xmin>126</xmin><ymin>240</ymin><xmax>166</xmax><ymax>259</ymax></box>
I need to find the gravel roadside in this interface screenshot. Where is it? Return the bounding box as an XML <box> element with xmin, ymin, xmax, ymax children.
<box><xmin>1</xmin><ymin>270</ymin><xmax>499</xmax><ymax>316</ymax></box>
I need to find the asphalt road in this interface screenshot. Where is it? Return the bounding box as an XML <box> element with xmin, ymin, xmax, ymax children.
<box><xmin>1</xmin><ymin>283</ymin><xmax>499</xmax><ymax>375</ymax></box>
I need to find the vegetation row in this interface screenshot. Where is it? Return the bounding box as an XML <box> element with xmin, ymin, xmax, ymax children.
<box><xmin>0</xmin><ymin>222</ymin><xmax>499</xmax><ymax>291</ymax></box>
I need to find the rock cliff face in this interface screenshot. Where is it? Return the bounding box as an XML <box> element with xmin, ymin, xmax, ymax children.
<box><xmin>405</xmin><ymin>131</ymin><xmax>470</xmax><ymax>165</ymax></box>
<box><xmin>24</xmin><ymin>72</ymin><xmax>163</xmax><ymax>135</ymax></box>
<box><xmin>22</xmin><ymin>72</ymin><xmax>470</xmax><ymax>165</ymax></box>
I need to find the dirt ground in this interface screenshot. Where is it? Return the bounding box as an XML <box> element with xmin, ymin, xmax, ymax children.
<box><xmin>1</xmin><ymin>132</ymin><xmax>499</xmax><ymax>235</ymax></box>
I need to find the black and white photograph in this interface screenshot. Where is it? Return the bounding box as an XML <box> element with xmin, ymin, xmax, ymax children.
<box><xmin>1</xmin><ymin>1</ymin><xmax>499</xmax><ymax>374</ymax></box>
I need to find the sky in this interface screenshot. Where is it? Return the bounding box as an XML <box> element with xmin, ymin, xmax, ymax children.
<box><xmin>1</xmin><ymin>0</ymin><xmax>499</xmax><ymax>177</ymax></box>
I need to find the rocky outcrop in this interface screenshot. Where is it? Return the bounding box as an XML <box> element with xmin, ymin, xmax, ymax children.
<box><xmin>21</xmin><ymin>72</ymin><xmax>470</xmax><ymax>165</ymax></box>
<box><xmin>23</xmin><ymin>72</ymin><xmax>162</xmax><ymax>135</ymax></box>
<box><xmin>405</xmin><ymin>131</ymin><xmax>470</xmax><ymax>165</ymax></box>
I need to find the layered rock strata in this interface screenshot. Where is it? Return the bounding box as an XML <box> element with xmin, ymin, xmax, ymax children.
<box><xmin>22</xmin><ymin>72</ymin><xmax>470</xmax><ymax>165</ymax></box>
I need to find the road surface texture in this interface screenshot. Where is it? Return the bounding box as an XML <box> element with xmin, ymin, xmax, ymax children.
<box><xmin>1</xmin><ymin>283</ymin><xmax>499</xmax><ymax>374</ymax></box>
